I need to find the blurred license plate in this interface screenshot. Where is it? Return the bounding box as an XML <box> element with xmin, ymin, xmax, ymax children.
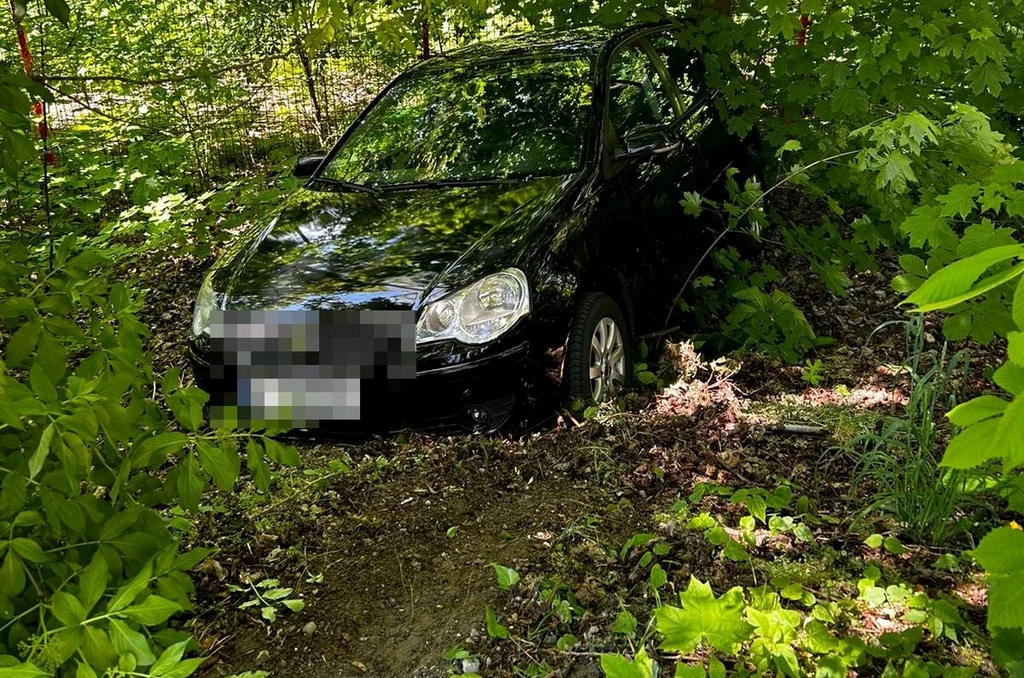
<box><xmin>208</xmin><ymin>309</ymin><xmax>415</xmax><ymax>428</ymax></box>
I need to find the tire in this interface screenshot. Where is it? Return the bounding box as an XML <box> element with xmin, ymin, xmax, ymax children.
<box><xmin>563</xmin><ymin>292</ymin><xmax>632</xmax><ymax>408</ymax></box>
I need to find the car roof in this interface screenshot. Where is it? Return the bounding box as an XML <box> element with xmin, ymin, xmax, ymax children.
<box><xmin>411</xmin><ymin>22</ymin><xmax>665</xmax><ymax>72</ymax></box>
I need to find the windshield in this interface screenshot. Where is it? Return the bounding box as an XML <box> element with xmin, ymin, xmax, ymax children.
<box><xmin>321</xmin><ymin>57</ymin><xmax>593</xmax><ymax>187</ymax></box>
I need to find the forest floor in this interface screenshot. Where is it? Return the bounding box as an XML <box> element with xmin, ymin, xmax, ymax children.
<box><xmin>135</xmin><ymin>247</ymin><xmax>1004</xmax><ymax>678</ymax></box>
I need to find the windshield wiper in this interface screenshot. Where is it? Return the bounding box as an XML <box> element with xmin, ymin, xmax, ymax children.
<box><xmin>308</xmin><ymin>176</ymin><xmax>380</xmax><ymax>194</ymax></box>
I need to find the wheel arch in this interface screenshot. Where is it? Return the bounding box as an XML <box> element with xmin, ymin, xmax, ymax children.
<box><xmin>578</xmin><ymin>267</ymin><xmax>635</xmax><ymax>340</ymax></box>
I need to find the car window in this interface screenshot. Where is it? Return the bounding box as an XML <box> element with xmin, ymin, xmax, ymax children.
<box><xmin>647</xmin><ymin>31</ymin><xmax>701</xmax><ymax>113</ymax></box>
<box><xmin>608</xmin><ymin>41</ymin><xmax>675</xmax><ymax>140</ymax></box>
<box><xmin>322</xmin><ymin>57</ymin><xmax>593</xmax><ymax>187</ymax></box>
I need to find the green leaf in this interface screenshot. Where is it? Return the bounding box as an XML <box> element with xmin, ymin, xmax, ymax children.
<box><xmin>5</xmin><ymin>320</ymin><xmax>40</xmax><ymax>367</ymax></box>
<box><xmin>995</xmin><ymin>361</ymin><xmax>1024</xmax><ymax>396</ymax></box>
<box><xmin>649</xmin><ymin>564</ymin><xmax>668</xmax><ymax>590</ymax></box>
<box><xmin>51</xmin><ymin>591</ymin><xmax>86</xmax><ymax>626</ymax></box>
<box><xmin>970</xmin><ymin>527</ymin><xmax>1024</xmax><ymax>574</ymax></box>
<box><xmin>0</xmin><ymin>552</ymin><xmax>25</xmax><ymax>596</ymax></box>
<box><xmin>43</xmin><ymin>0</ymin><xmax>70</xmax><ymax>24</ymax></box>
<box><xmin>490</xmin><ymin>563</ymin><xmax>519</xmax><ymax>590</ymax></box>
<box><xmin>971</xmin><ymin>59</ymin><xmax>1009</xmax><ymax>95</ymax></box>
<box><xmin>246</xmin><ymin>440</ymin><xmax>271</xmax><ymax>492</ymax></box>
<box><xmin>121</xmin><ymin>595</ymin><xmax>181</xmax><ymax>625</ymax></box>
<box><xmin>485</xmin><ymin>607</ymin><xmax>509</xmax><ymax>639</ymax></box>
<box><xmin>875</xmin><ymin>151</ymin><xmax>916</xmax><ymax>192</ymax></box>
<box><xmin>0</xmin><ymin>662</ymin><xmax>47</xmax><ymax>677</ymax></box>
<box><xmin>282</xmin><ymin>599</ymin><xmax>305</xmax><ymax>613</ymax></box>
<box><xmin>108</xmin><ymin>562</ymin><xmax>153</xmax><ymax>613</ymax></box>
<box><xmin>10</xmin><ymin>537</ymin><xmax>47</xmax><ymax>563</ymax></box>
<box><xmin>153</xmin><ymin>657</ymin><xmax>203</xmax><ymax>678</ymax></box>
<box><xmin>776</xmin><ymin>139</ymin><xmax>802</xmax><ymax>156</ymax></box>
<box><xmin>988</xmin><ymin>395</ymin><xmax>1024</xmax><ymax>469</ymax></box>
<box><xmin>600</xmin><ymin>648</ymin><xmax>656</xmax><ymax>678</ymax></box>
<box><xmin>802</xmin><ymin>620</ymin><xmax>839</xmax><ymax>654</ymax></box>
<box><xmin>1015</xmin><ymin>276</ymin><xmax>1024</xmax><ymax>331</ymax></box>
<box><xmin>79</xmin><ymin>552</ymin><xmax>108</xmax><ymax>613</ymax></box>
<box><xmin>947</xmin><ymin>395</ymin><xmax>1009</xmax><ymax>427</ymax></box>
<box><xmin>29</xmin><ymin>360</ymin><xmax>58</xmax><ymax>403</ymax></box>
<box><xmin>263</xmin><ymin>437</ymin><xmax>300</xmax><ymax>467</ymax></box>
<box><xmin>905</xmin><ymin>245</ymin><xmax>1024</xmax><ymax>312</ymax></box>
<box><xmin>556</xmin><ymin>633</ymin><xmax>578</xmax><ymax>650</ymax></box>
<box><xmin>81</xmin><ymin>626</ymin><xmax>117</xmax><ymax>670</ymax></box>
<box><xmin>675</xmin><ymin>664</ymin><xmax>705</xmax><ymax>678</ymax></box>
<box><xmin>612</xmin><ymin>609</ymin><xmax>638</xmax><ymax>636</ymax></box>
<box><xmin>989</xmin><ymin>572</ymin><xmax>1024</xmax><ymax>630</ymax></box>
<box><xmin>28</xmin><ymin>423</ymin><xmax>55</xmax><ymax>480</ymax></box>
<box><xmin>656</xmin><ymin>576</ymin><xmax>753</xmax><ymax>654</ymax></box>
<box><xmin>197</xmin><ymin>441</ymin><xmax>240</xmax><ymax>492</ymax></box>
<box><xmin>900</xmin><ymin>206</ymin><xmax>955</xmax><ymax>249</ymax></box>
<box><xmin>721</xmin><ymin>539</ymin><xmax>749</xmax><ymax>562</ymax></box>
<box><xmin>882</xmin><ymin>537</ymin><xmax>906</xmax><ymax>555</ymax></box>
<box><xmin>109</xmin><ymin>619</ymin><xmax>157</xmax><ymax>666</ymax></box>
<box><xmin>941</xmin><ymin>418</ymin><xmax>1001</xmax><ymax>468</ymax></box>
<box><xmin>150</xmin><ymin>639</ymin><xmax>189</xmax><ymax>677</ymax></box>
<box><xmin>1011</xmin><ymin>332</ymin><xmax>1024</xmax><ymax>367</ymax></box>
<box><xmin>177</xmin><ymin>453</ymin><xmax>206</xmax><ymax>513</ymax></box>
<box><xmin>937</xmin><ymin>183</ymin><xmax>980</xmax><ymax>218</ymax></box>
<box><xmin>134</xmin><ymin>432</ymin><xmax>189</xmax><ymax>469</ymax></box>
<box><xmin>864</xmin><ymin>534</ymin><xmax>884</xmax><ymax>548</ymax></box>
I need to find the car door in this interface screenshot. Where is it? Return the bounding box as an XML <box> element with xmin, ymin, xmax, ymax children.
<box><xmin>593</xmin><ymin>30</ymin><xmax>704</xmax><ymax>333</ymax></box>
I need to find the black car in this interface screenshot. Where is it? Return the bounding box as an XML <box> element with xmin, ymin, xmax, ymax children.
<box><xmin>189</xmin><ymin>21</ymin><xmax>752</xmax><ymax>433</ymax></box>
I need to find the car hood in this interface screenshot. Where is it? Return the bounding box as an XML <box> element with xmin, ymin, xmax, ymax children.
<box><xmin>213</xmin><ymin>178</ymin><xmax>569</xmax><ymax>311</ymax></box>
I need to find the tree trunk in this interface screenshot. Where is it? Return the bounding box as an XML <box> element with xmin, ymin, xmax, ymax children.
<box><xmin>419</xmin><ymin>15</ymin><xmax>430</xmax><ymax>60</ymax></box>
<box><xmin>294</xmin><ymin>38</ymin><xmax>326</xmax><ymax>140</ymax></box>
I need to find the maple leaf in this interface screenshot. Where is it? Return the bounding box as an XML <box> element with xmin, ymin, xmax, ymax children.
<box><xmin>900</xmin><ymin>205</ymin><xmax>956</xmax><ymax>249</ymax></box>
<box><xmin>875</xmin><ymin>151</ymin><xmax>916</xmax><ymax>193</ymax></box>
<box><xmin>831</xmin><ymin>87</ymin><xmax>868</xmax><ymax>117</ymax></box>
<box><xmin>937</xmin><ymin>183</ymin><xmax>981</xmax><ymax>218</ymax></box>
<box><xmin>656</xmin><ymin>576</ymin><xmax>753</xmax><ymax>654</ymax></box>
<box><xmin>971</xmin><ymin>60</ymin><xmax>1009</xmax><ymax>96</ymax></box>
<box><xmin>964</xmin><ymin>36</ymin><xmax>1009</xmax><ymax>65</ymax></box>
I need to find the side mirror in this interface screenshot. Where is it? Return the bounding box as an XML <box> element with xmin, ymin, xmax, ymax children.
<box><xmin>615</xmin><ymin>125</ymin><xmax>680</xmax><ymax>162</ymax></box>
<box><xmin>293</xmin><ymin>154</ymin><xmax>326</xmax><ymax>178</ymax></box>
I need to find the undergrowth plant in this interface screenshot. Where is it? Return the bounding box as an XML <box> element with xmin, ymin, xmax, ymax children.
<box><xmin>503</xmin><ymin>490</ymin><xmax>977</xmax><ymax>678</ymax></box>
<box><xmin>0</xmin><ymin>235</ymin><xmax>300</xmax><ymax>676</ymax></box>
<box><xmin>837</xmin><ymin>318</ymin><xmax>976</xmax><ymax>544</ymax></box>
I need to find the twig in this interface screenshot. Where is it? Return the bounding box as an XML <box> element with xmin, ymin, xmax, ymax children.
<box><xmin>765</xmin><ymin>423</ymin><xmax>829</xmax><ymax>436</ymax></box>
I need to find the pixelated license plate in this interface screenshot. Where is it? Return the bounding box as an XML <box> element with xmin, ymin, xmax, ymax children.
<box><xmin>208</xmin><ymin>309</ymin><xmax>415</xmax><ymax>428</ymax></box>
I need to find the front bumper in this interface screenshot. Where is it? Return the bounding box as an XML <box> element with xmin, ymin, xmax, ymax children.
<box><xmin>187</xmin><ymin>336</ymin><xmax>532</xmax><ymax>434</ymax></box>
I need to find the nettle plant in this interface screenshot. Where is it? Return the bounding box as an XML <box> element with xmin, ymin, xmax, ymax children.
<box><xmin>0</xmin><ymin>235</ymin><xmax>298</xmax><ymax>676</ymax></box>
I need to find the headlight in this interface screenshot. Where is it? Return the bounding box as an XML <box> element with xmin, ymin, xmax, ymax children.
<box><xmin>191</xmin><ymin>274</ymin><xmax>215</xmax><ymax>337</ymax></box>
<box><xmin>416</xmin><ymin>268</ymin><xmax>530</xmax><ymax>345</ymax></box>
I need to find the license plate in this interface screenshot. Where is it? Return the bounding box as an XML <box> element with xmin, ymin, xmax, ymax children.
<box><xmin>208</xmin><ymin>309</ymin><xmax>415</xmax><ymax>428</ymax></box>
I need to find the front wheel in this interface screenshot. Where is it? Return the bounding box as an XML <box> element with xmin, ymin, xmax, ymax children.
<box><xmin>563</xmin><ymin>293</ymin><xmax>631</xmax><ymax>408</ymax></box>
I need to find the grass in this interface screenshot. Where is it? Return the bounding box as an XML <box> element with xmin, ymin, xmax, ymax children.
<box><xmin>834</xmin><ymin>318</ymin><xmax>981</xmax><ymax>545</ymax></box>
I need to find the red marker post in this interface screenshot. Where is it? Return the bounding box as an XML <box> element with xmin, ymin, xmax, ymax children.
<box><xmin>8</xmin><ymin>0</ymin><xmax>57</xmax><ymax>166</ymax></box>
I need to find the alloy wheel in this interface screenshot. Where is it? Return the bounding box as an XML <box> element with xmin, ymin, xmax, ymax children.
<box><xmin>589</xmin><ymin>316</ymin><xmax>626</xmax><ymax>402</ymax></box>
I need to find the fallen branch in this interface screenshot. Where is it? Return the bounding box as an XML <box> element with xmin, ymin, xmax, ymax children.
<box><xmin>765</xmin><ymin>423</ymin><xmax>829</xmax><ymax>436</ymax></box>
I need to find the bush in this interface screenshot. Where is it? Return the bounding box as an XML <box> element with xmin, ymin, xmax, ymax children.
<box><xmin>0</xmin><ymin>235</ymin><xmax>296</xmax><ymax>676</ymax></box>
